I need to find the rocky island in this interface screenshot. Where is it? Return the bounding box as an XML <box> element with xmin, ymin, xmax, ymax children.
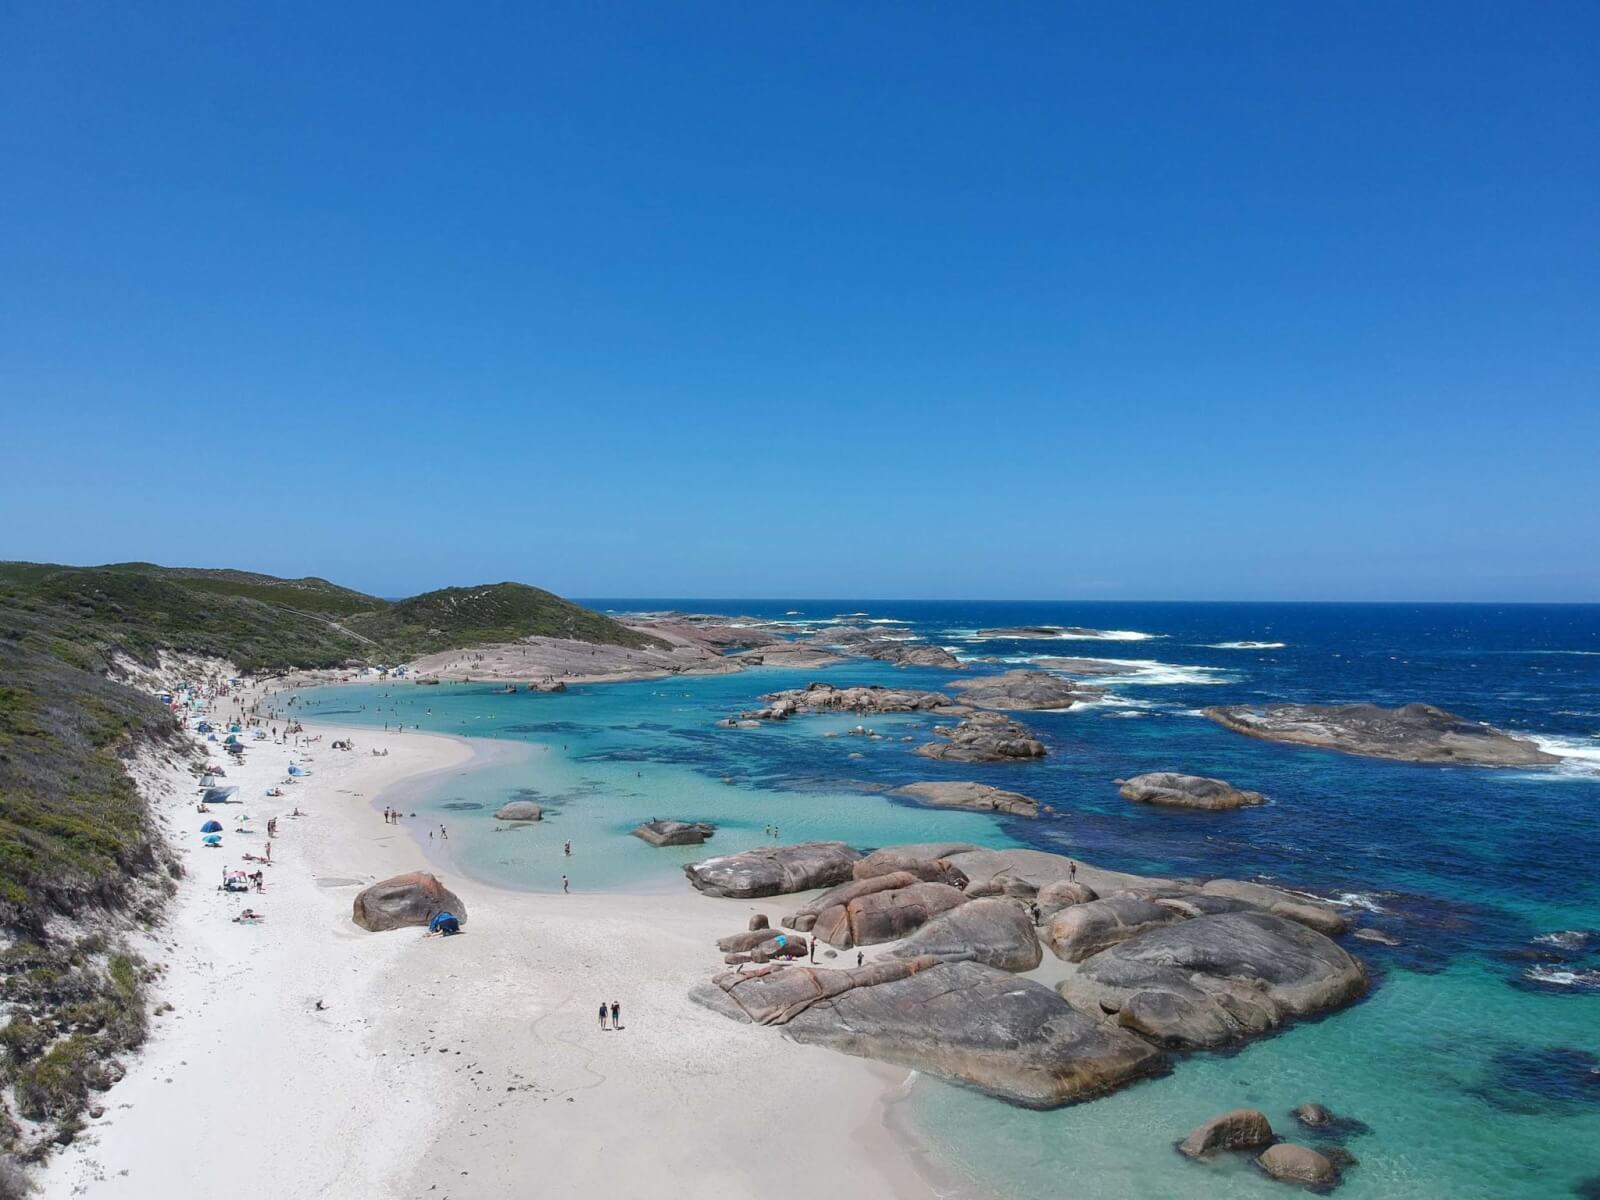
<box><xmin>948</xmin><ymin>669</ymin><xmax>1103</xmax><ymax>710</ymax></box>
<box><xmin>915</xmin><ymin>712</ymin><xmax>1048</xmax><ymax>762</ymax></box>
<box><xmin>1204</xmin><ymin>702</ymin><xmax>1559</xmax><ymax>766</ymax></box>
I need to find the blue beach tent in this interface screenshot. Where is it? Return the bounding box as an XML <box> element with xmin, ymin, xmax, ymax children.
<box><xmin>429</xmin><ymin>912</ymin><xmax>461</xmax><ymax>936</ymax></box>
<box><xmin>197</xmin><ymin>721</ymin><xmax>213</xmax><ymax>733</ymax></box>
<box><xmin>200</xmin><ymin>820</ymin><xmax>223</xmax><ymax>832</ymax></box>
<box><xmin>201</xmin><ymin>834</ymin><xmax>222</xmax><ymax>845</ymax></box>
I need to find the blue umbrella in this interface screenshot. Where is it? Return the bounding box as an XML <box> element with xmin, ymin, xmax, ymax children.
<box><xmin>200</xmin><ymin>820</ymin><xmax>223</xmax><ymax>832</ymax></box>
<box><xmin>201</xmin><ymin>834</ymin><xmax>222</xmax><ymax>844</ymax></box>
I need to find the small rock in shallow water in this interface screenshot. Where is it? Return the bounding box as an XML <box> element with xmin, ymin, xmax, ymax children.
<box><xmin>1178</xmin><ymin>1108</ymin><xmax>1273</xmax><ymax>1158</ymax></box>
<box><xmin>1257</xmin><ymin>1143</ymin><xmax>1339</xmax><ymax>1188</ymax></box>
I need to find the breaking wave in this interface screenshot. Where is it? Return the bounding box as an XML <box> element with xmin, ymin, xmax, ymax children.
<box><xmin>1208</xmin><ymin>641</ymin><xmax>1287</xmax><ymax>650</ymax></box>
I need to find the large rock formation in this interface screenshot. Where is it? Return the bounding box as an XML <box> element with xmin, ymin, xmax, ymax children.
<box><xmin>352</xmin><ymin>872</ymin><xmax>466</xmax><ymax>932</ymax></box>
<box><xmin>631</xmin><ymin>819</ymin><xmax>715</xmax><ymax>847</ymax></box>
<box><xmin>783</xmin><ymin>871</ymin><xmax>923</xmax><ymax>932</ymax></box>
<box><xmin>1178</xmin><ymin>1109</ymin><xmax>1275</xmax><ymax>1158</ymax></box>
<box><xmin>1057</xmin><ymin>911</ymin><xmax>1367</xmax><ymax>1048</ymax></box>
<box><xmin>916</xmin><ymin>712</ymin><xmax>1047</xmax><ymax>762</ymax></box>
<box><xmin>1204</xmin><ymin>702</ymin><xmax>1558</xmax><ymax>766</ymax></box>
<box><xmin>1045</xmin><ymin>895</ymin><xmax>1186</xmax><ymax>962</ymax></box>
<box><xmin>494</xmin><ymin>800</ymin><xmax>543</xmax><ymax>821</ymax></box>
<box><xmin>946</xmin><ymin>848</ymin><xmax>1172</xmax><ymax>899</ymax></box>
<box><xmin>850</xmin><ymin>845</ymin><xmax>977</xmax><ymax>886</ymax></box>
<box><xmin>684</xmin><ymin>842</ymin><xmax>861</xmax><ymax>898</ymax></box>
<box><xmin>892</xmin><ymin>781</ymin><xmax>1039</xmax><ymax>818</ymax></box>
<box><xmin>811</xmin><ymin>881</ymin><xmax>969</xmax><ymax>948</ymax></box>
<box><xmin>889</xmin><ymin>898</ymin><xmax>1042</xmax><ymax>972</ymax></box>
<box><xmin>1117</xmin><ymin>772</ymin><xmax>1266</xmax><ymax>811</ymax></box>
<box><xmin>949</xmin><ymin>670</ymin><xmax>1102</xmax><ymax>711</ymax></box>
<box><xmin>692</xmin><ymin>957</ymin><xmax>1165</xmax><ymax>1108</ymax></box>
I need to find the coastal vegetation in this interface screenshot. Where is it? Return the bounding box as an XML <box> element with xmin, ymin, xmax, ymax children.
<box><xmin>0</xmin><ymin>559</ymin><xmax>654</xmax><ymax>1159</ymax></box>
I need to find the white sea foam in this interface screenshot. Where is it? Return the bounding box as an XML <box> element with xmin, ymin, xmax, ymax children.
<box><xmin>1208</xmin><ymin>641</ymin><xmax>1288</xmax><ymax>650</ymax></box>
<box><xmin>1532</xmin><ymin>930</ymin><xmax>1594</xmax><ymax>951</ymax></box>
<box><xmin>1526</xmin><ymin>733</ymin><xmax>1600</xmax><ymax>776</ymax></box>
<box><xmin>1524</xmin><ymin>965</ymin><xmax>1600</xmax><ymax>988</ymax></box>
<box><xmin>1335</xmin><ymin>892</ymin><xmax>1388</xmax><ymax>914</ymax></box>
<box><xmin>1080</xmin><ymin>659</ymin><xmax>1234</xmax><ymax>686</ymax></box>
<box><xmin>1054</xmin><ymin>629</ymin><xmax>1161</xmax><ymax>642</ymax></box>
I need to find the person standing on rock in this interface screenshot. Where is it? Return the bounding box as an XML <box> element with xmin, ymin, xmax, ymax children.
<box><xmin>598</xmin><ymin>1002</ymin><xmax>609</xmax><ymax>1031</ymax></box>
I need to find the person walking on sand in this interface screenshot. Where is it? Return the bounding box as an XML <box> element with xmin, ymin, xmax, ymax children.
<box><xmin>440</xmin><ymin>824</ymin><xmax>448</xmax><ymax>840</ymax></box>
<box><xmin>1069</xmin><ymin>860</ymin><xmax>1077</xmax><ymax>882</ymax></box>
<box><xmin>610</xmin><ymin>1000</ymin><xmax>621</xmax><ymax>1030</ymax></box>
<box><xmin>856</xmin><ymin>950</ymin><xmax>864</xmax><ymax>967</ymax></box>
<box><xmin>598</xmin><ymin>1002</ymin><xmax>609</xmax><ymax>1031</ymax></box>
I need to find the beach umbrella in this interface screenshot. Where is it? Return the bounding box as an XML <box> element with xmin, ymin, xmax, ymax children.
<box><xmin>228</xmin><ymin>723</ymin><xmax>241</xmax><ymax>733</ymax></box>
<box><xmin>200</xmin><ymin>820</ymin><xmax>223</xmax><ymax>832</ymax></box>
<box><xmin>202</xmin><ymin>834</ymin><xmax>222</xmax><ymax>845</ymax></box>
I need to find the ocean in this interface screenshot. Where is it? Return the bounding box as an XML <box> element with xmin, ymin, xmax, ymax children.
<box><xmin>288</xmin><ymin>600</ymin><xmax>1600</xmax><ymax>1198</ymax></box>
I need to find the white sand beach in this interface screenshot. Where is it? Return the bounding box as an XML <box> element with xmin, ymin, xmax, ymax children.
<box><xmin>41</xmin><ymin>694</ymin><xmax>927</xmax><ymax>1200</ymax></box>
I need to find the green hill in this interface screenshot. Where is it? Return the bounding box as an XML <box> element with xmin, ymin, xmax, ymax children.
<box><xmin>0</xmin><ymin>559</ymin><xmax>658</xmax><ymax>1152</ymax></box>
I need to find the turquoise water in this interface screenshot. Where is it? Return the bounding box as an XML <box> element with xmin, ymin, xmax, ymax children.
<box><xmin>282</xmin><ymin>600</ymin><xmax>1600</xmax><ymax>1198</ymax></box>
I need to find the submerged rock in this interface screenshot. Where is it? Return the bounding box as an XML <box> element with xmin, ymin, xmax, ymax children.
<box><xmin>916</xmin><ymin>712</ymin><xmax>1047</xmax><ymax>763</ymax></box>
<box><xmin>352</xmin><ymin>872</ymin><xmax>466</xmax><ymax>932</ymax></box>
<box><xmin>1256</xmin><ymin>1143</ymin><xmax>1340</xmax><ymax>1188</ymax></box>
<box><xmin>691</xmin><ymin>957</ymin><xmax>1165</xmax><ymax>1108</ymax></box>
<box><xmin>1058</xmin><ymin>912</ymin><xmax>1367</xmax><ymax>1049</ymax></box>
<box><xmin>631</xmin><ymin>819</ymin><xmax>716</xmax><ymax>847</ymax></box>
<box><xmin>949</xmin><ymin>670</ymin><xmax>1102</xmax><ymax>711</ymax></box>
<box><xmin>892</xmin><ymin>781</ymin><xmax>1039</xmax><ymax>818</ymax></box>
<box><xmin>494</xmin><ymin>800</ymin><xmax>543</xmax><ymax>821</ymax></box>
<box><xmin>684</xmin><ymin>842</ymin><xmax>861</xmax><ymax>899</ymax></box>
<box><xmin>1204</xmin><ymin>702</ymin><xmax>1558</xmax><ymax>766</ymax></box>
<box><xmin>1179</xmin><ymin>1109</ymin><xmax>1275</xmax><ymax>1158</ymax></box>
<box><xmin>1117</xmin><ymin>772</ymin><xmax>1266</xmax><ymax>811</ymax></box>
<box><xmin>889</xmin><ymin>897</ymin><xmax>1042</xmax><ymax>972</ymax></box>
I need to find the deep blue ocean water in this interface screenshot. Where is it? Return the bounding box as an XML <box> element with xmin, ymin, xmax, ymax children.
<box><xmin>289</xmin><ymin>601</ymin><xmax>1600</xmax><ymax>1198</ymax></box>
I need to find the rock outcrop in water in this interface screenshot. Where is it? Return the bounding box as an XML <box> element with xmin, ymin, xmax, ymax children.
<box><xmin>687</xmin><ymin>841</ymin><xmax>1368</xmax><ymax>1114</ymax></box>
<box><xmin>1204</xmin><ymin>702</ymin><xmax>1559</xmax><ymax>766</ymax></box>
<box><xmin>916</xmin><ymin>712</ymin><xmax>1047</xmax><ymax>762</ymax></box>
<box><xmin>352</xmin><ymin>872</ymin><xmax>466</xmax><ymax>932</ymax></box>
<box><xmin>892</xmin><ymin>781</ymin><xmax>1039</xmax><ymax>817</ymax></box>
<box><xmin>1257</xmin><ymin>1143</ymin><xmax>1340</xmax><ymax>1188</ymax></box>
<box><xmin>691</xmin><ymin>957</ymin><xmax>1166</xmax><ymax>1108</ymax></box>
<box><xmin>1057</xmin><ymin>911</ymin><xmax>1367</xmax><ymax>1048</ymax></box>
<box><xmin>1179</xmin><ymin>1109</ymin><xmax>1275</xmax><ymax>1158</ymax></box>
<box><xmin>494</xmin><ymin>800</ymin><xmax>543</xmax><ymax>821</ymax></box>
<box><xmin>746</xmin><ymin>682</ymin><xmax>959</xmax><ymax>721</ymax></box>
<box><xmin>948</xmin><ymin>669</ymin><xmax>1103</xmax><ymax>711</ymax></box>
<box><xmin>684</xmin><ymin>842</ymin><xmax>861</xmax><ymax>898</ymax></box>
<box><xmin>631</xmin><ymin>819</ymin><xmax>715</xmax><ymax>846</ymax></box>
<box><xmin>1117</xmin><ymin>772</ymin><xmax>1266</xmax><ymax>811</ymax></box>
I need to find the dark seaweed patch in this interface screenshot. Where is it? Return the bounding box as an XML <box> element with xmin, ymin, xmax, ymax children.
<box><xmin>1470</xmin><ymin>1046</ymin><xmax>1600</xmax><ymax>1116</ymax></box>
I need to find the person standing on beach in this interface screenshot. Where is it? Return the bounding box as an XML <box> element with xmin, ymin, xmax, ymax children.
<box><xmin>610</xmin><ymin>1000</ymin><xmax>620</xmax><ymax>1030</ymax></box>
<box><xmin>1069</xmin><ymin>860</ymin><xmax>1077</xmax><ymax>882</ymax></box>
<box><xmin>562</xmin><ymin>875</ymin><xmax>570</xmax><ymax>893</ymax></box>
<box><xmin>598</xmin><ymin>1002</ymin><xmax>608</xmax><ymax>1031</ymax></box>
<box><xmin>856</xmin><ymin>950</ymin><xmax>864</xmax><ymax>967</ymax></box>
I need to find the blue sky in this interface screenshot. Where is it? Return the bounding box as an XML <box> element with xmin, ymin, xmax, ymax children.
<box><xmin>2</xmin><ymin>3</ymin><xmax>1596</xmax><ymax>600</ymax></box>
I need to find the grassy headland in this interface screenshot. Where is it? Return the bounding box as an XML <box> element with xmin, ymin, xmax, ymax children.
<box><xmin>0</xmin><ymin>559</ymin><xmax>651</xmax><ymax>1160</ymax></box>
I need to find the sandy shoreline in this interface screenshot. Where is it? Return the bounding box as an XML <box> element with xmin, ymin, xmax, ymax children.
<box><xmin>41</xmin><ymin>696</ymin><xmax>937</xmax><ymax>1200</ymax></box>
